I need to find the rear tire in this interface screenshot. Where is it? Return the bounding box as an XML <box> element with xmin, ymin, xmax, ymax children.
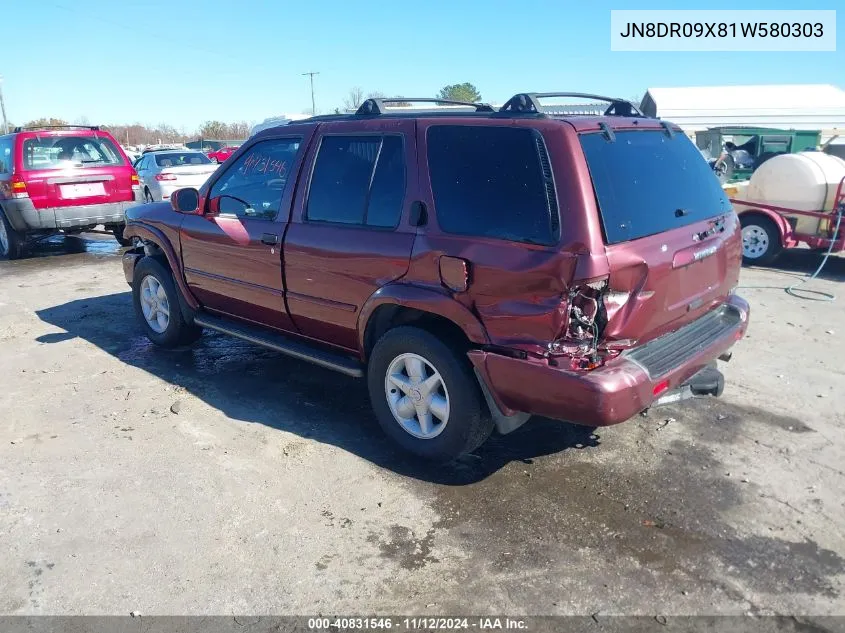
<box><xmin>367</xmin><ymin>326</ymin><xmax>493</xmax><ymax>462</ymax></box>
<box><xmin>132</xmin><ymin>256</ymin><xmax>202</xmax><ymax>348</ymax></box>
<box><xmin>740</xmin><ymin>214</ymin><xmax>782</xmax><ymax>266</ymax></box>
<box><xmin>0</xmin><ymin>208</ymin><xmax>26</xmax><ymax>260</ymax></box>
<box><xmin>112</xmin><ymin>224</ymin><xmax>133</xmax><ymax>247</ymax></box>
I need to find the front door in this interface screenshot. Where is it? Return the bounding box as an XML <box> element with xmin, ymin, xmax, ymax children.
<box><xmin>283</xmin><ymin>121</ymin><xmax>418</xmax><ymax>351</ymax></box>
<box><xmin>180</xmin><ymin>133</ymin><xmax>311</xmax><ymax>331</ymax></box>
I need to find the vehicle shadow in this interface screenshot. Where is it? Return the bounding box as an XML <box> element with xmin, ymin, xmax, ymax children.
<box><xmin>26</xmin><ymin>233</ymin><xmax>124</xmax><ymax>260</ymax></box>
<box><xmin>35</xmin><ymin>292</ymin><xmax>600</xmax><ymax>486</ymax></box>
<box><xmin>748</xmin><ymin>248</ymin><xmax>845</xmax><ymax>283</ymax></box>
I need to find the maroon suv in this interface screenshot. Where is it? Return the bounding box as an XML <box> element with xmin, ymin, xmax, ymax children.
<box><xmin>0</xmin><ymin>125</ymin><xmax>142</xmax><ymax>259</ymax></box>
<box><xmin>121</xmin><ymin>94</ymin><xmax>750</xmax><ymax>461</ymax></box>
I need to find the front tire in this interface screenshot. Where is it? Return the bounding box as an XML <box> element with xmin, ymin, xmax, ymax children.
<box><xmin>367</xmin><ymin>326</ymin><xmax>493</xmax><ymax>462</ymax></box>
<box><xmin>740</xmin><ymin>214</ymin><xmax>782</xmax><ymax>266</ymax></box>
<box><xmin>132</xmin><ymin>256</ymin><xmax>202</xmax><ymax>348</ymax></box>
<box><xmin>0</xmin><ymin>208</ymin><xmax>26</xmax><ymax>260</ymax></box>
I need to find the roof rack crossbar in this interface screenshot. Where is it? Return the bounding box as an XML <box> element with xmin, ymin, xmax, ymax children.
<box><xmin>499</xmin><ymin>92</ymin><xmax>644</xmax><ymax>118</ymax></box>
<box><xmin>13</xmin><ymin>124</ymin><xmax>100</xmax><ymax>133</ymax></box>
<box><xmin>356</xmin><ymin>97</ymin><xmax>495</xmax><ymax>115</ymax></box>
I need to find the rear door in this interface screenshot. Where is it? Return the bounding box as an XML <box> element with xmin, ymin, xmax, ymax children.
<box><xmin>414</xmin><ymin>120</ymin><xmax>574</xmax><ymax>354</ymax></box>
<box><xmin>18</xmin><ymin>131</ymin><xmax>135</xmax><ymax>210</ymax></box>
<box><xmin>283</xmin><ymin>121</ymin><xmax>417</xmax><ymax>351</ymax></box>
<box><xmin>578</xmin><ymin>126</ymin><xmax>742</xmax><ymax>344</ymax></box>
<box><xmin>179</xmin><ymin>132</ymin><xmax>313</xmax><ymax>331</ymax></box>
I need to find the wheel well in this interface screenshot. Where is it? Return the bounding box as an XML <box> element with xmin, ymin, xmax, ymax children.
<box><xmin>141</xmin><ymin>239</ymin><xmax>169</xmax><ymax>267</ymax></box>
<box><xmin>363</xmin><ymin>306</ymin><xmax>472</xmax><ymax>360</ymax></box>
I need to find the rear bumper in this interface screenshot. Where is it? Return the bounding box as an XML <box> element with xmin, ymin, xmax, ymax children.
<box><xmin>469</xmin><ymin>294</ymin><xmax>750</xmax><ymax>427</ymax></box>
<box><xmin>2</xmin><ymin>191</ymin><xmax>143</xmax><ymax>232</ymax></box>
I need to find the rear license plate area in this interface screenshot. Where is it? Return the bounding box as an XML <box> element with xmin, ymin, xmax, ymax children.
<box><xmin>60</xmin><ymin>183</ymin><xmax>106</xmax><ymax>198</ymax></box>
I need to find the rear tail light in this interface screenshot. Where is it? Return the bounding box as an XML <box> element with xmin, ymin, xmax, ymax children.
<box><xmin>11</xmin><ymin>175</ymin><xmax>28</xmax><ymax>199</ymax></box>
<box><xmin>155</xmin><ymin>173</ymin><xmax>177</xmax><ymax>181</ymax></box>
<box><xmin>653</xmin><ymin>379</ymin><xmax>670</xmax><ymax>397</ymax></box>
<box><xmin>130</xmin><ymin>173</ymin><xmax>140</xmax><ymax>186</ymax></box>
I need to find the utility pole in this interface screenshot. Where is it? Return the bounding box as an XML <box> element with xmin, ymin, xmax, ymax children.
<box><xmin>302</xmin><ymin>71</ymin><xmax>319</xmax><ymax>116</ymax></box>
<box><xmin>0</xmin><ymin>76</ymin><xmax>8</xmax><ymax>134</ymax></box>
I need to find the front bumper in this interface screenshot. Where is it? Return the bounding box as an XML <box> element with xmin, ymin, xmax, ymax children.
<box><xmin>469</xmin><ymin>294</ymin><xmax>750</xmax><ymax>427</ymax></box>
<box><xmin>3</xmin><ymin>190</ymin><xmax>144</xmax><ymax>232</ymax></box>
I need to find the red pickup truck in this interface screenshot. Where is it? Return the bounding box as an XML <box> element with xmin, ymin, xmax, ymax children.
<box><xmin>121</xmin><ymin>94</ymin><xmax>749</xmax><ymax>461</ymax></box>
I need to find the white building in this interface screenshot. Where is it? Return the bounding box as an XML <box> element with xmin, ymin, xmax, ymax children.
<box><xmin>640</xmin><ymin>84</ymin><xmax>845</xmax><ymax>143</ymax></box>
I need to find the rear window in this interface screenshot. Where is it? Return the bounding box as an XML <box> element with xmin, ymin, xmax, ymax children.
<box><xmin>580</xmin><ymin>130</ymin><xmax>731</xmax><ymax>244</ymax></box>
<box><xmin>427</xmin><ymin>125</ymin><xmax>559</xmax><ymax>246</ymax></box>
<box><xmin>155</xmin><ymin>152</ymin><xmax>212</xmax><ymax>167</ymax></box>
<box><xmin>22</xmin><ymin>135</ymin><xmax>125</xmax><ymax>170</ymax></box>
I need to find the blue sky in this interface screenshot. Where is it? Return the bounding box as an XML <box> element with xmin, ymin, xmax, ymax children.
<box><xmin>4</xmin><ymin>0</ymin><xmax>842</xmax><ymax>132</ymax></box>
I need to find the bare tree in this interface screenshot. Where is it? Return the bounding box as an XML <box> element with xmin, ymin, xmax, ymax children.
<box><xmin>198</xmin><ymin>120</ymin><xmax>229</xmax><ymax>139</ymax></box>
<box><xmin>227</xmin><ymin>121</ymin><xmax>251</xmax><ymax>139</ymax></box>
<box><xmin>343</xmin><ymin>87</ymin><xmax>365</xmax><ymax>111</ymax></box>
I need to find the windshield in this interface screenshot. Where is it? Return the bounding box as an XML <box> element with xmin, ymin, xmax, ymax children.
<box><xmin>580</xmin><ymin>129</ymin><xmax>731</xmax><ymax>244</ymax></box>
<box><xmin>22</xmin><ymin>135</ymin><xmax>125</xmax><ymax>170</ymax></box>
<box><xmin>154</xmin><ymin>152</ymin><xmax>212</xmax><ymax>167</ymax></box>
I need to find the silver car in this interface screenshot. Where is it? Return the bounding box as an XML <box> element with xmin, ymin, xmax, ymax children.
<box><xmin>134</xmin><ymin>150</ymin><xmax>219</xmax><ymax>202</ymax></box>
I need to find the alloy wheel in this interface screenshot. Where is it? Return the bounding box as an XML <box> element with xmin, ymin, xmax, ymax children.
<box><xmin>384</xmin><ymin>353</ymin><xmax>450</xmax><ymax>439</ymax></box>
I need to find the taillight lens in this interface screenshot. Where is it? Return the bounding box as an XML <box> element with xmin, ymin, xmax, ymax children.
<box><xmin>11</xmin><ymin>175</ymin><xmax>28</xmax><ymax>199</ymax></box>
<box><xmin>155</xmin><ymin>173</ymin><xmax>177</xmax><ymax>181</ymax></box>
<box><xmin>130</xmin><ymin>173</ymin><xmax>140</xmax><ymax>186</ymax></box>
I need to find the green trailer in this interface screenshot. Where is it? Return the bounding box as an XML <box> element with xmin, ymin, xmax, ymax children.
<box><xmin>695</xmin><ymin>126</ymin><xmax>821</xmax><ymax>184</ymax></box>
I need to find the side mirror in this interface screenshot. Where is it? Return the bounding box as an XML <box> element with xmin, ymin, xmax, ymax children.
<box><xmin>170</xmin><ymin>188</ymin><xmax>200</xmax><ymax>214</ymax></box>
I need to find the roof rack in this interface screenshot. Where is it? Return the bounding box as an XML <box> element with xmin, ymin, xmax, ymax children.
<box><xmin>499</xmin><ymin>93</ymin><xmax>644</xmax><ymax>118</ymax></box>
<box><xmin>356</xmin><ymin>97</ymin><xmax>495</xmax><ymax>115</ymax></box>
<box><xmin>13</xmin><ymin>124</ymin><xmax>100</xmax><ymax>133</ymax></box>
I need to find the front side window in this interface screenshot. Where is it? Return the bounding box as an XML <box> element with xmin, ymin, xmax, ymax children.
<box><xmin>426</xmin><ymin>125</ymin><xmax>558</xmax><ymax>246</ymax></box>
<box><xmin>22</xmin><ymin>135</ymin><xmax>125</xmax><ymax>170</ymax></box>
<box><xmin>306</xmin><ymin>135</ymin><xmax>405</xmax><ymax>228</ymax></box>
<box><xmin>207</xmin><ymin>138</ymin><xmax>301</xmax><ymax>220</ymax></box>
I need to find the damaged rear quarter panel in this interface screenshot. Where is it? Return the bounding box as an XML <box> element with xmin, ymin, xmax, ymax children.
<box><xmin>411</xmin><ymin>119</ymin><xmax>611</xmax><ymax>354</ymax></box>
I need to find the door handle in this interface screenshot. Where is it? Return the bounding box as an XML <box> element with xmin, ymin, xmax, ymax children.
<box><xmin>261</xmin><ymin>233</ymin><xmax>279</xmax><ymax>246</ymax></box>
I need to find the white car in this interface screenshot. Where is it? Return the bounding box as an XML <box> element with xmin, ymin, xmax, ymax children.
<box><xmin>134</xmin><ymin>150</ymin><xmax>219</xmax><ymax>202</ymax></box>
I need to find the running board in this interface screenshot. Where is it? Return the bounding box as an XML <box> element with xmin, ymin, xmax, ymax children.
<box><xmin>193</xmin><ymin>313</ymin><xmax>364</xmax><ymax>378</ymax></box>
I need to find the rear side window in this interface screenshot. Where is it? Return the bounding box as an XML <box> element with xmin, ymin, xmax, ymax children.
<box><xmin>426</xmin><ymin>125</ymin><xmax>559</xmax><ymax>246</ymax></box>
<box><xmin>306</xmin><ymin>135</ymin><xmax>405</xmax><ymax>228</ymax></box>
<box><xmin>21</xmin><ymin>135</ymin><xmax>125</xmax><ymax>170</ymax></box>
<box><xmin>580</xmin><ymin>130</ymin><xmax>731</xmax><ymax>244</ymax></box>
<box><xmin>0</xmin><ymin>137</ymin><xmax>12</xmax><ymax>174</ymax></box>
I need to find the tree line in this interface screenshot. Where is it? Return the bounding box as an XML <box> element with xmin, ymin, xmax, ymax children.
<box><xmin>7</xmin><ymin>117</ymin><xmax>254</xmax><ymax>146</ymax></box>
<box><xmin>7</xmin><ymin>83</ymin><xmax>489</xmax><ymax>144</ymax></box>
<box><xmin>336</xmin><ymin>83</ymin><xmax>482</xmax><ymax>112</ymax></box>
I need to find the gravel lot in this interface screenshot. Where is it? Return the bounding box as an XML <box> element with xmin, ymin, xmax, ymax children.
<box><xmin>1</xmin><ymin>234</ymin><xmax>844</xmax><ymax>616</ymax></box>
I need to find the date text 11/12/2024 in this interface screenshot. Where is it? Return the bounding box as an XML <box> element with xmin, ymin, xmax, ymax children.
<box><xmin>307</xmin><ymin>617</ymin><xmax>528</xmax><ymax>630</ymax></box>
